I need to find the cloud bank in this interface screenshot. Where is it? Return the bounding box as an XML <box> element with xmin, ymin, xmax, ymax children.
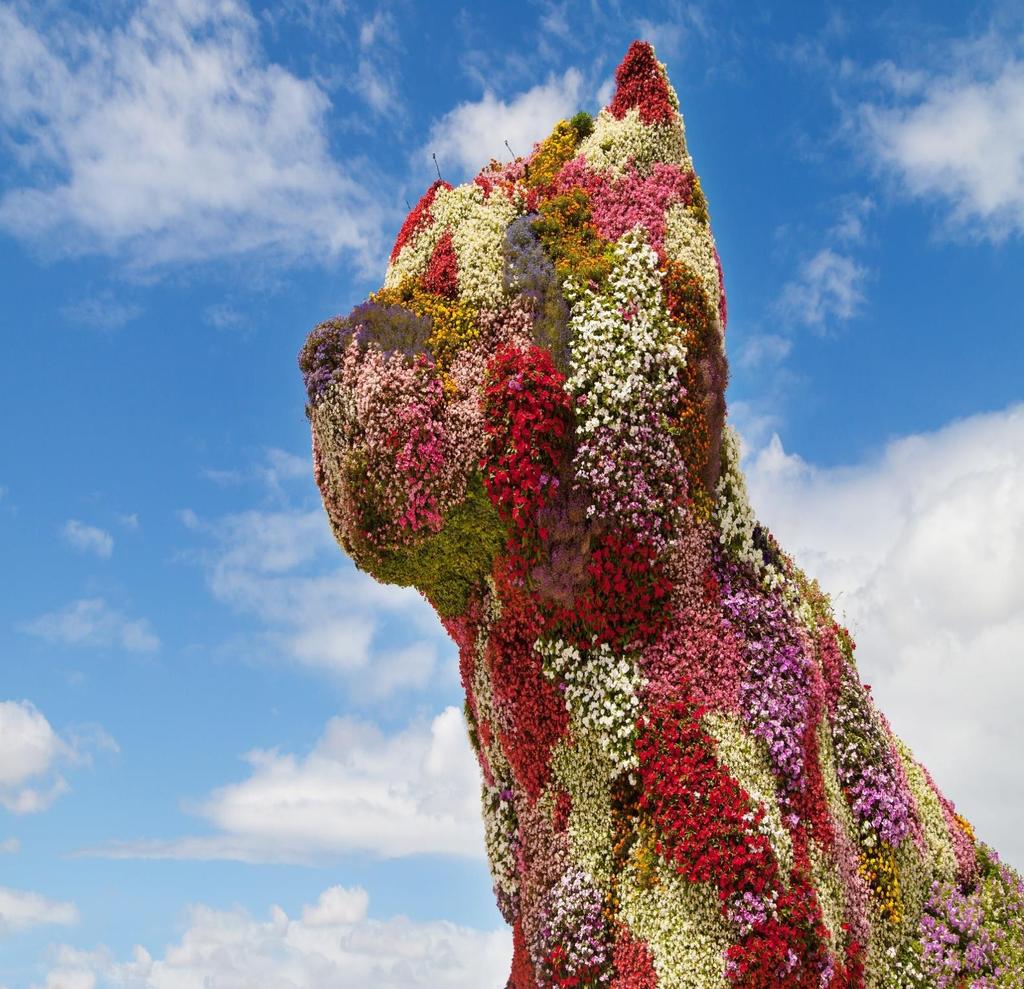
<box><xmin>745</xmin><ymin>403</ymin><xmax>1024</xmax><ymax>864</ymax></box>
<box><xmin>34</xmin><ymin>885</ymin><xmax>508</xmax><ymax>989</ymax></box>
<box><xmin>87</xmin><ymin>706</ymin><xmax>483</xmax><ymax>863</ymax></box>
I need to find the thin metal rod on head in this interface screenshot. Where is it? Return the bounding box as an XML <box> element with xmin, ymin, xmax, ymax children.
<box><xmin>432</xmin><ymin>153</ymin><xmax>443</xmax><ymax>182</ymax></box>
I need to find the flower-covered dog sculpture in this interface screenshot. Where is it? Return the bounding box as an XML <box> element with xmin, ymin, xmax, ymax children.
<box><xmin>300</xmin><ymin>42</ymin><xmax>1024</xmax><ymax>989</ymax></box>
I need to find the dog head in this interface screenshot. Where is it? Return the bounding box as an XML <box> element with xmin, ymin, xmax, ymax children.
<box><xmin>300</xmin><ymin>41</ymin><xmax>728</xmax><ymax>620</ymax></box>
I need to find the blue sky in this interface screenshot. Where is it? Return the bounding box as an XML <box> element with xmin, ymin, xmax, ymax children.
<box><xmin>1</xmin><ymin>1</ymin><xmax>1022</xmax><ymax>985</ymax></box>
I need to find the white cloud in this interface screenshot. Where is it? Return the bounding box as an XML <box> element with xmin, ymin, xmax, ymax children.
<box><xmin>0</xmin><ymin>700</ymin><xmax>114</xmax><ymax>815</ymax></box>
<box><xmin>202</xmin><ymin>447</ymin><xmax>307</xmax><ymax>493</ymax></box>
<box><xmin>743</xmin><ymin>403</ymin><xmax>1024</xmax><ymax>865</ymax></box>
<box><xmin>61</xmin><ymin>520</ymin><xmax>114</xmax><ymax>559</ymax></box>
<box><xmin>0</xmin><ymin>838</ymin><xmax>20</xmax><ymax>854</ymax></box>
<box><xmin>24</xmin><ymin>598</ymin><xmax>159</xmax><ymax>653</ymax></box>
<box><xmin>829</xmin><ymin>195</ymin><xmax>874</xmax><ymax>244</ymax></box>
<box><xmin>0</xmin><ymin>702</ymin><xmax>60</xmax><ymax>786</ymax></box>
<box><xmin>255</xmin><ymin>447</ymin><xmax>309</xmax><ymax>494</ymax></box>
<box><xmin>777</xmin><ymin>247</ymin><xmax>867</xmax><ymax>328</ymax></box>
<box><xmin>202</xmin><ymin>303</ymin><xmax>245</xmax><ymax>330</ymax></box>
<box><xmin>0</xmin><ymin>700</ymin><xmax>69</xmax><ymax>814</ymax></box>
<box><xmin>423</xmin><ymin>68</ymin><xmax>583</xmax><ymax>178</ymax></box>
<box><xmin>0</xmin><ymin>0</ymin><xmax>382</xmax><ymax>269</ymax></box>
<box><xmin>36</xmin><ymin>886</ymin><xmax>508</xmax><ymax>989</ymax></box>
<box><xmin>87</xmin><ymin>706</ymin><xmax>483</xmax><ymax>863</ymax></box>
<box><xmin>0</xmin><ymin>886</ymin><xmax>78</xmax><ymax>933</ymax></box>
<box><xmin>301</xmin><ymin>884</ymin><xmax>368</xmax><ymax>925</ymax></box>
<box><xmin>862</xmin><ymin>50</ymin><xmax>1024</xmax><ymax>241</ymax></box>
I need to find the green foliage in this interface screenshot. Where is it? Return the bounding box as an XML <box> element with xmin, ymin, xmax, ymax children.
<box><xmin>366</xmin><ymin>475</ymin><xmax>506</xmax><ymax>618</ymax></box>
<box><xmin>977</xmin><ymin>845</ymin><xmax>1024</xmax><ymax>978</ymax></box>
<box><xmin>569</xmin><ymin>111</ymin><xmax>594</xmax><ymax>140</ymax></box>
<box><xmin>689</xmin><ymin>174</ymin><xmax>710</xmax><ymax>227</ymax></box>
<box><xmin>532</xmin><ymin>189</ymin><xmax>615</xmax><ymax>289</ymax></box>
<box><xmin>465</xmin><ymin>698</ymin><xmax>481</xmax><ymax>755</ymax></box>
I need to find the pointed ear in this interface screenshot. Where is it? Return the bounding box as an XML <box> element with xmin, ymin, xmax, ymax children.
<box><xmin>608</xmin><ymin>40</ymin><xmax>679</xmax><ymax>125</ymax></box>
<box><xmin>578</xmin><ymin>41</ymin><xmax>693</xmax><ymax>177</ymax></box>
<box><xmin>577</xmin><ymin>42</ymin><xmax>727</xmax><ymax>333</ymax></box>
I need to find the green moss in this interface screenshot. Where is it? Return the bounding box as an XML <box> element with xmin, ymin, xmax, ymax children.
<box><xmin>366</xmin><ymin>475</ymin><xmax>506</xmax><ymax>618</ymax></box>
<box><xmin>689</xmin><ymin>175</ymin><xmax>710</xmax><ymax>227</ymax></box>
<box><xmin>569</xmin><ymin>111</ymin><xmax>593</xmax><ymax>140</ymax></box>
<box><xmin>464</xmin><ymin>699</ymin><xmax>481</xmax><ymax>755</ymax></box>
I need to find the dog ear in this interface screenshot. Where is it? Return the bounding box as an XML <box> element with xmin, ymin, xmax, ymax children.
<box><xmin>577</xmin><ymin>41</ymin><xmax>692</xmax><ymax>178</ymax></box>
<box><xmin>578</xmin><ymin>42</ymin><xmax>727</xmax><ymax>337</ymax></box>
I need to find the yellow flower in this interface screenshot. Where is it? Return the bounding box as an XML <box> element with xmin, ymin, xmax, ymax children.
<box><xmin>859</xmin><ymin>842</ymin><xmax>904</xmax><ymax>925</ymax></box>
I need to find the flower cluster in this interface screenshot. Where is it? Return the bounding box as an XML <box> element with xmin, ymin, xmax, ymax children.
<box><xmin>919</xmin><ymin>879</ymin><xmax>999</xmax><ymax>986</ymax></box>
<box><xmin>661</xmin><ymin>261</ymin><xmax>727</xmax><ymax>511</ymax></box>
<box><xmin>562</xmin><ymin>532</ymin><xmax>673</xmax><ymax>649</ymax></box>
<box><xmin>608</xmin><ymin>40</ymin><xmax>678</xmax><ymax>125</ymax></box>
<box><xmin>831</xmin><ymin>664</ymin><xmax>915</xmax><ymax>850</ymax></box>
<box><xmin>538</xmin><ymin>637</ymin><xmax>645</xmax><ymax>774</ymax></box>
<box><xmin>299</xmin><ymin>38</ymin><xmax>1019</xmax><ymax>989</ymax></box>
<box><xmin>482</xmin><ymin>342</ymin><xmax>572</xmax><ymax>571</ymax></box>
<box><xmin>483</xmin><ymin>777</ymin><xmax>522</xmax><ymax>922</ymax></box>
<box><xmin>715</xmin><ymin>428</ymin><xmax>785</xmax><ymax>592</ymax></box>
<box><xmin>719</xmin><ymin>566</ymin><xmax>812</xmax><ymax>800</ymax></box>
<box><xmin>532</xmin><ymin>867</ymin><xmax>613</xmax><ymax>987</ymax></box>
<box><xmin>554</xmin><ymin>158</ymin><xmax>693</xmax><ymax>259</ymax></box>
<box><xmin>635</xmin><ymin>696</ymin><xmax>858</xmax><ymax>989</ymax></box>
<box><xmin>564</xmin><ymin>230</ymin><xmax>688</xmax><ymax>552</ymax></box>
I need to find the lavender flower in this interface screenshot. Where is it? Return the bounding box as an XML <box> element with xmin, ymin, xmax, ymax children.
<box><xmin>530</xmin><ymin>867</ymin><xmax>612</xmax><ymax>984</ymax></box>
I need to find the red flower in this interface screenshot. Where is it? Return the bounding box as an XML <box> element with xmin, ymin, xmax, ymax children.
<box><xmin>422</xmin><ymin>230</ymin><xmax>459</xmax><ymax>297</ymax></box>
<box><xmin>635</xmin><ymin>695</ymin><xmax>857</xmax><ymax>988</ymax></box>
<box><xmin>389</xmin><ymin>179</ymin><xmax>450</xmax><ymax>262</ymax></box>
<box><xmin>481</xmin><ymin>343</ymin><xmax>572</xmax><ymax>572</ymax></box>
<box><xmin>608</xmin><ymin>41</ymin><xmax>676</xmax><ymax>126</ymax></box>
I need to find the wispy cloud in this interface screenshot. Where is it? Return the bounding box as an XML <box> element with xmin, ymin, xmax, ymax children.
<box><xmin>354</xmin><ymin>9</ymin><xmax>403</xmax><ymax>116</ymax></box>
<box><xmin>860</xmin><ymin>38</ymin><xmax>1024</xmax><ymax>242</ymax></box>
<box><xmin>0</xmin><ymin>0</ymin><xmax>384</xmax><ymax>270</ymax></box>
<box><xmin>180</xmin><ymin>501</ymin><xmax>443</xmax><ymax>692</ymax></box>
<box><xmin>202</xmin><ymin>448</ymin><xmax>309</xmax><ymax>498</ymax></box>
<box><xmin>740</xmin><ymin>195</ymin><xmax>871</xmax><ymax>416</ymax></box>
<box><xmin>203</xmin><ymin>303</ymin><xmax>246</xmax><ymax>331</ymax></box>
<box><xmin>59</xmin><ymin>292</ymin><xmax>142</xmax><ymax>333</ymax></box>
<box><xmin>0</xmin><ymin>886</ymin><xmax>78</xmax><ymax>933</ymax></box>
<box><xmin>829</xmin><ymin>194</ymin><xmax>874</xmax><ymax>244</ymax></box>
<box><xmin>24</xmin><ymin>598</ymin><xmax>159</xmax><ymax>653</ymax></box>
<box><xmin>736</xmin><ymin>332</ymin><xmax>792</xmax><ymax>371</ymax></box>
<box><xmin>777</xmin><ymin>247</ymin><xmax>867</xmax><ymax>329</ymax></box>
<box><xmin>36</xmin><ymin>886</ymin><xmax>506</xmax><ymax>988</ymax></box>
<box><xmin>61</xmin><ymin>520</ymin><xmax>114</xmax><ymax>559</ymax></box>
